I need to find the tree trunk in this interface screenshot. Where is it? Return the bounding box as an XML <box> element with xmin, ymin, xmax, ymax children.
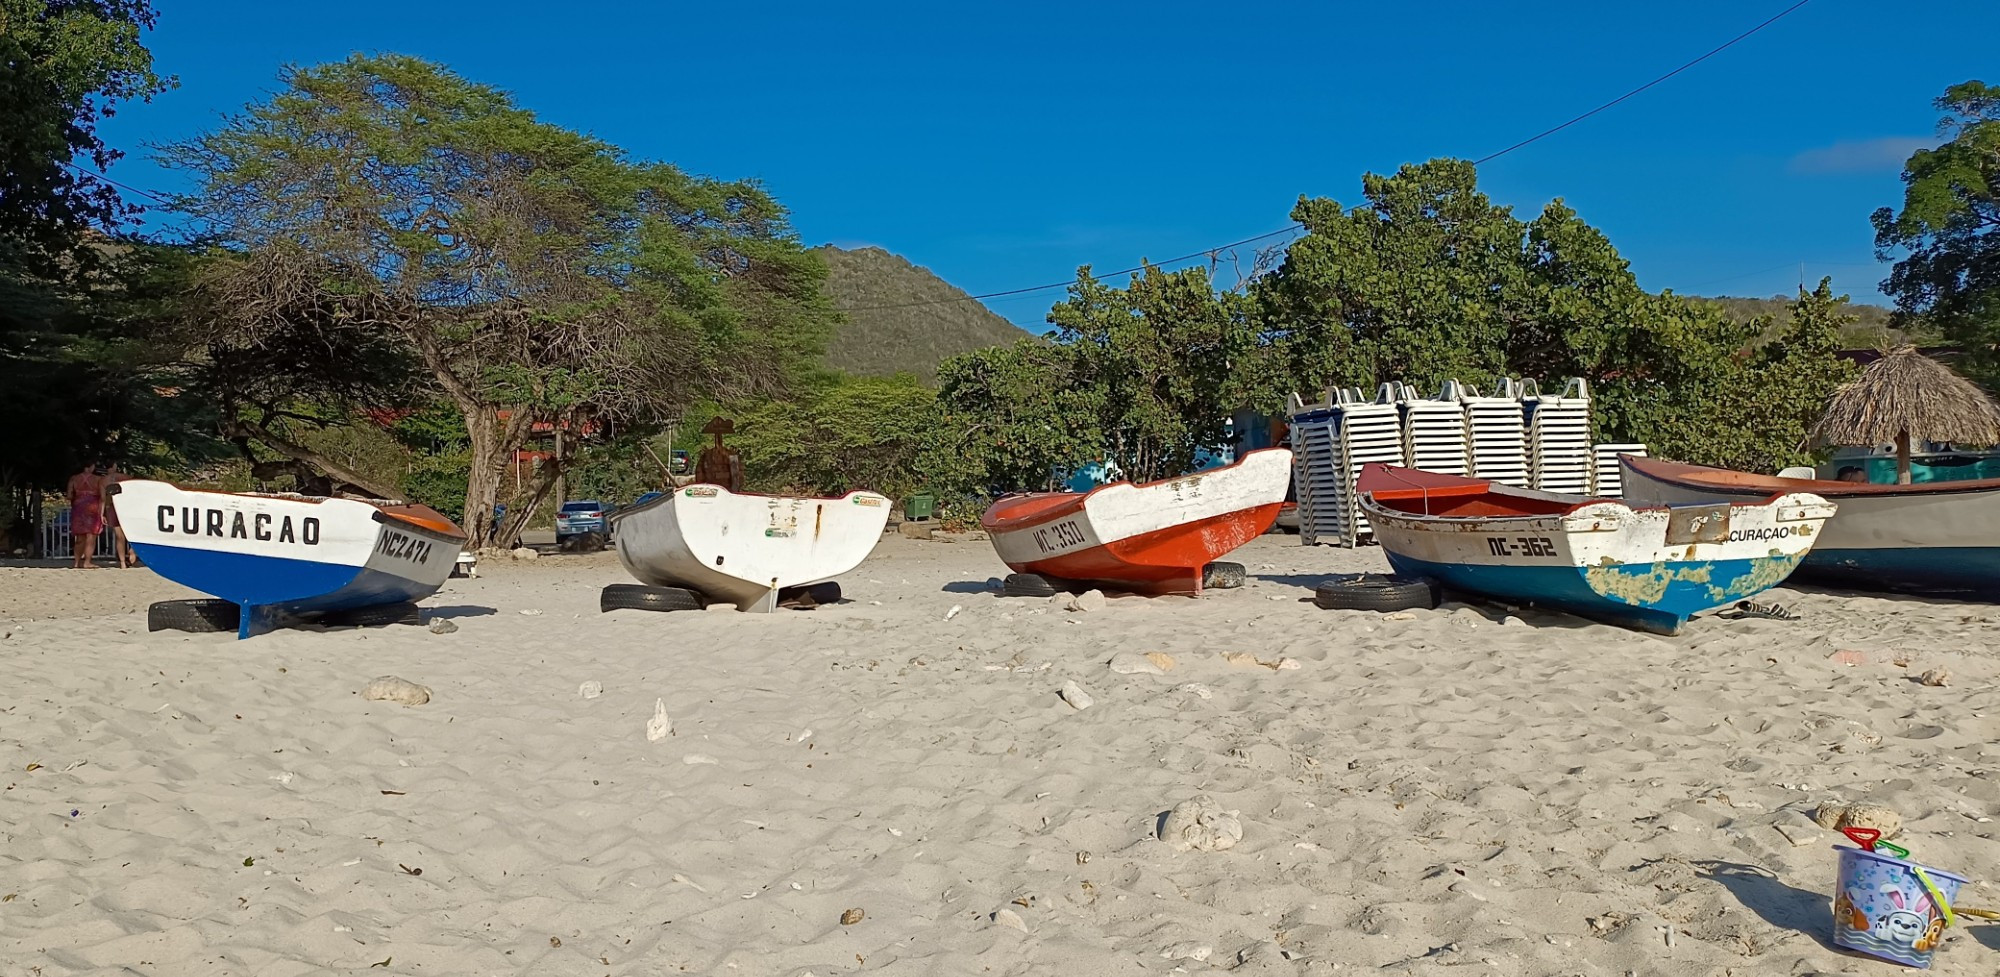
<box><xmin>464</xmin><ymin>410</ymin><xmax>505</xmax><ymax>549</ymax></box>
<box><xmin>1896</xmin><ymin>429</ymin><xmax>1912</xmax><ymax>485</ymax></box>
<box><xmin>552</xmin><ymin>426</ymin><xmax>566</xmax><ymax>510</ymax></box>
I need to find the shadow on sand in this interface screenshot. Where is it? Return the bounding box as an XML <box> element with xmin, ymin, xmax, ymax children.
<box><xmin>1693</xmin><ymin>860</ymin><xmax>1840</xmax><ymax>953</ymax></box>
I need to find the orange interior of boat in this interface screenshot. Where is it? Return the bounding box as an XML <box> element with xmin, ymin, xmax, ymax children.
<box><xmin>1369</xmin><ymin>482</ymin><xmax>1577</xmax><ymax>518</ymax></box>
<box><xmin>379</xmin><ymin>505</ymin><xmax>466</xmax><ymax>538</ymax></box>
<box><xmin>979</xmin><ymin>492</ymin><xmax>1085</xmax><ymax>530</ymax></box>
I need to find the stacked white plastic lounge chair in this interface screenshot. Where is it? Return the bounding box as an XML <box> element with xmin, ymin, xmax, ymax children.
<box><xmin>1460</xmin><ymin>378</ymin><xmax>1531</xmax><ymax>488</ymax></box>
<box><xmin>1525</xmin><ymin>378</ymin><xmax>1593</xmax><ymax>496</ymax></box>
<box><xmin>1591</xmin><ymin>443</ymin><xmax>1648</xmax><ymax>498</ymax></box>
<box><xmin>1285</xmin><ymin>386</ymin><xmax>1407</xmax><ymax>546</ymax></box>
<box><xmin>1401</xmin><ymin>382</ymin><xmax>1471</xmax><ymax>478</ymax></box>
<box><xmin>1285</xmin><ymin>393</ymin><xmax>1351</xmax><ymax>546</ymax></box>
<box><xmin>1344</xmin><ymin>387</ymin><xmax>1407</xmax><ymax>537</ymax></box>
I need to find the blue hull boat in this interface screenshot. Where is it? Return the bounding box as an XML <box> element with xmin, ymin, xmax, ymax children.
<box><xmin>1356</xmin><ymin>465</ymin><xmax>1836</xmax><ymax>634</ymax></box>
<box><xmin>111</xmin><ymin>480</ymin><xmax>466</xmax><ymax>638</ymax></box>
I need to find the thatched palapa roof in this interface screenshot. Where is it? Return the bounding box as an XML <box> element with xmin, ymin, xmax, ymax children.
<box><xmin>1810</xmin><ymin>345</ymin><xmax>2000</xmax><ymax>448</ymax></box>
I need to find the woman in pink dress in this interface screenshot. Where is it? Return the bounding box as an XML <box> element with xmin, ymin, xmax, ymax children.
<box><xmin>66</xmin><ymin>463</ymin><xmax>106</xmax><ymax>569</ymax></box>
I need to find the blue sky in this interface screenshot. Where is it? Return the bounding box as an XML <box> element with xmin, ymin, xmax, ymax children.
<box><xmin>99</xmin><ymin>0</ymin><xmax>1998</xmax><ymax>328</ymax></box>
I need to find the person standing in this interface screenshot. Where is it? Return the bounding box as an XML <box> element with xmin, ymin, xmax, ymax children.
<box><xmin>65</xmin><ymin>462</ymin><xmax>105</xmax><ymax>569</ymax></box>
<box><xmin>102</xmin><ymin>462</ymin><xmax>135</xmax><ymax>568</ymax></box>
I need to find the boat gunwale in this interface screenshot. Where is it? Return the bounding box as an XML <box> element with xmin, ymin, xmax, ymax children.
<box><xmin>978</xmin><ymin>447</ymin><xmax>1292</xmax><ymax>534</ymax></box>
<box><xmin>1358</xmin><ymin>463</ymin><xmax>1807</xmax><ymax>520</ymax></box>
<box><xmin>609</xmin><ymin>486</ymin><xmax>889</xmax><ymax>526</ymax></box>
<box><xmin>1623</xmin><ymin>453</ymin><xmax>2000</xmax><ymax>499</ymax></box>
<box><xmin>110</xmin><ymin>479</ymin><xmax>466</xmax><ymax>543</ymax></box>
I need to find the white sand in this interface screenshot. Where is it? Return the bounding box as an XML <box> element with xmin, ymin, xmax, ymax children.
<box><xmin>4</xmin><ymin>534</ymin><xmax>1998</xmax><ymax>975</ymax></box>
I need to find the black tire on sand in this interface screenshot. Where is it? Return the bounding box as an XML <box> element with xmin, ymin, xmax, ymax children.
<box><xmin>600</xmin><ymin>583</ymin><xmax>705</xmax><ymax>613</ymax></box>
<box><xmin>148</xmin><ymin>599</ymin><xmax>241</xmax><ymax>633</ymax></box>
<box><xmin>1311</xmin><ymin>574</ymin><xmax>1441</xmax><ymax>612</ymax></box>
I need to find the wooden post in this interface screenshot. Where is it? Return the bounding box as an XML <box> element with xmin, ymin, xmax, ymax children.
<box><xmin>1896</xmin><ymin>429</ymin><xmax>1913</xmax><ymax>485</ymax></box>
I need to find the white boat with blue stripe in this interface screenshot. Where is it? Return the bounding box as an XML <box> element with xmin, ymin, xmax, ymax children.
<box><xmin>110</xmin><ymin>479</ymin><xmax>467</xmax><ymax>638</ymax></box>
<box><xmin>1356</xmin><ymin>465</ymin><xmax>1836</xmax><ymax>634</ymax></box>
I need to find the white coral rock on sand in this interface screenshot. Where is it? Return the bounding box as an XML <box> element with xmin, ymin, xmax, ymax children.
<box><xmin>578</xmin><ymin>681</ymin><xmax>603</xmax><ymax>699</ymax></box>
<box><xmin>1059</xmin><ymin>681</ymin><xmax>1094</xmax><ymax>710</ymax></box>
<box><xmin>991</xmin><ymin>908</ymin><xmax>1029</xmax><ymax>933</ymax></box>
<box><xmin>361</xmin><ymin>676</ymin><xmax>431</xmax><ymax>707</ymax></box>
<box><xmin>1159</xmin><ymin>794</ymin><xmax>1242</xmax><ymax>852</ymax></box>
<box><xmin>1107</xmin><ymin>652</ymin><xmax>1165</xmax><ymax>675</ymax></box>
<box><xmin>645</xmin><ymin>698</ymin><xmax>674</xmax><ymax>741</ymax></box>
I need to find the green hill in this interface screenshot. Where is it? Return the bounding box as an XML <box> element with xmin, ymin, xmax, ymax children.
<box><xmin>1694</xmin><ymin>293</ymin><xmax>1919</xmax><ymax>348</ymax></box>
<box><xmin>816</xmin><ymin>246</ymin><xmax>1032</xmax><ymax>383</ymax></box>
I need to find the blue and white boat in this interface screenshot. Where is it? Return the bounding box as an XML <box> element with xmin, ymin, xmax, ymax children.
<box><xmin>1621</xmin><ymin>455</ymin><xmax>2000</xmax><ymax>598</ymax></box>
<box><xmin>111</xmin><ymin>479</ymin><xmax>467</xmax><ymax>638</ymax></box>
<box><xmin>1356</xmin><ymin>464</ymin><xmax>1835</xmax><ymax>634</ymax></box>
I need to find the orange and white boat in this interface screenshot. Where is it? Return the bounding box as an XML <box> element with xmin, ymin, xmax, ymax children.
<box><xmin>979</xmin><ymin>448</ymin><xmax>1292</xmax><ymax>595</ymax></box>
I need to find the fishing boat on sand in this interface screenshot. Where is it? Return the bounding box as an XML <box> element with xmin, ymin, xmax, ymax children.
<box><xmin>980</xmin><ymin>447</ymin><xmax>1292</xmax><ymax>596</ymax></box>
<box><xmin>110</xmin><ymin>480</ymin><xmax>466</xmax><ymax>639</ymax></box>
<box><xmin>609</xmin><ymin>485</ymin><xmax>890</xmax><ymax>612</ymax></box>
<box><xmin>1357</xmin><ymin>464</ymin><xmax>1835</xmax><ymax>634</ymax></box>
<box><xmin>1620</xmin><ymin>454</ymin><xmax>2000</xmax><ymax>597</ymax></box>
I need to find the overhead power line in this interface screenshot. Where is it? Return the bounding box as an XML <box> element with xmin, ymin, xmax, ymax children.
<box><xmin>65</xmin><ymin>0</ymin><xmax>1816</xmax><ymax>318</ymax></box>
<box><xmin>835</xmin><ymin>0</ymin><xmax>1817</xmax><ymax>316</ymax></box>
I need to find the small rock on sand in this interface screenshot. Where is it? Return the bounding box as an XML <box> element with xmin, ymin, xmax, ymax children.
<box><xmin>1065</xmin><ymin>590</ymin><xmax>1107</xmax><ymax>613</ymax></box>
<box><xmin>1059</xmin><ymin>681</ymin><xmax>1094</xmax><ymax>710</ymax></box>
<box><xmin>427</xmin><ymin>619</ymin><xmax>458</xmax><ymax>634</ymax></box>
<box><xmin>1814</xmin><ymin>802</ymin><xmax>1902</xmax><ymax>838</ymax></box>
<box><xmin>1159</xmin><ymin>794</ymin><xmax>1242</xmax><ymax>852</ymax></box>
<box><xmin>361</xmin><ymin>676</ymin><xmax>431</xmax><ymax>707</ymax></box>
<box><xmin>991</xmin><ymin>908</ymin><xmax>1029</xmax><ymax>933</ymax></box>
<box><xmin>840</xmin><ymin>908</ymin><xmax>865</xmax><ymax>925</ymax></box>
<box><xmin>510</xmin><ymin>547</ymin><xmax>538</xmax><ymax>561</ymax></box>
<box><xmin>1160</xmin><ymin>942</ymin><xmax>1213</xmax><ymax>962</ymax></box>
<box><xmin>1178</xmin><ymin>683</ymin><xmax>1213</xmax><ymax>700</ymax></box>
<box><xmin>578</xmin><ymin>681</ymin><xmax>603</xmax><ymax>699</ymax></box>
<box><xmin>1920</xmin><ymin>668</ymin><xmax>1950</xmax><ymax>687</ymax></box>
<box><xmin>1107</xmin><ymin>652</ymin><xmax>1167</xmax><ymax>675</ymax></box>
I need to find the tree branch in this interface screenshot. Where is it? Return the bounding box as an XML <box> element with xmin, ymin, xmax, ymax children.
<box><xmin>225</xmin><ymin>417</ymin><xmax>403</xmax><ymax>500</ymax></box>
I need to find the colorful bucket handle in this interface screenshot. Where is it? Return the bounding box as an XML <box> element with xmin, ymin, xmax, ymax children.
<box><xmin>1843</xmin><ymin>827</ymin><xmax>1957</xmax><ymax>930</ymax></box>
<box><xmin>1914</xmin><ymin>868</ymin><xmax>1958</xmax><ymax>930</ymax></box>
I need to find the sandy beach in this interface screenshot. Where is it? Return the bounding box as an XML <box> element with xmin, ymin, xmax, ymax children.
<box><xmin>4</xmin><ymin>533</ymin><xmax>1997</xmax><ymax>976</ymax></box>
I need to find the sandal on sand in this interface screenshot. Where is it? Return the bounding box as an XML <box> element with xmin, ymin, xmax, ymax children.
<box><xmin>1720</xmin><ymin>599</ymin><xmax>1798</xmax><ymax>621</ymax></box>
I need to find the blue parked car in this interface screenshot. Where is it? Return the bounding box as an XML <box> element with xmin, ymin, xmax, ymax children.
<box><xmin>555</xmin><ymin>500</ymin><xmax>609</xmax><ymax>546</ymax></box>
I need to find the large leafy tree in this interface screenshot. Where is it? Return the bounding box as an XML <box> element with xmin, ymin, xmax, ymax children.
<box><xmin>732</xmin><ymin>372</ymin><xmax>935</xmax><ymax>500</ymax></box>
<box><xmin>1254</xmin><ymin>158</ymin><xmax>1852</xmax><ymax>468</ymax></box>
<box><xmin>1873</xmin><ymin>81</ymin><xmax>2000</xmax><ymax>383</ymax></box>
<box><xmin>159</xmin><ymin>55</ymin><xmax>833</xmax><ymax>546</ymax></box>
<box><xmin>0</xmin><ymin>0</ymin><xmax>169</xmax><ymax>539</ymax></box>
<box><xmin>922</xmin><ymin>264</ymin><xmax>1258</xmax><ymax>504</ymax></box>
<box><xmin>0</xmin><ymin>0</ymin><xmax>169</xmax><ymax>260</ymax></box>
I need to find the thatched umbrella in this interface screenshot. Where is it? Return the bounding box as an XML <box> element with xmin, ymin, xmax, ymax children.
<box><xmin>1809</xmin><ymin>345</ymin><xmax>2000</xmax><ymax>484</ymax></box>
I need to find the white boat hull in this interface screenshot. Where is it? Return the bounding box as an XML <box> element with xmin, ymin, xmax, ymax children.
<box><xmin>611</xmin><ymin>485</ymin><xmax>891</xmax><ymax>611</ymax></box>
<box><xmin>111</xmin><ymin>480</ymin><xmax>464</xmax><ymax>638</ymax></box>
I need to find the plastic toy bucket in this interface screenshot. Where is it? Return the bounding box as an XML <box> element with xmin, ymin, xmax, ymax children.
<box><xmin>1833</xmin><ymin>842</ymin><xmax>1968</xmax><ymax>968</ymax></box>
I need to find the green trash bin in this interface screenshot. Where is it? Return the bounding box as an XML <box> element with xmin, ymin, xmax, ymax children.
<box><xmin>905</xmin><ymin>492</ymin><xmax>935</xmax><ymax>522</ymax></box>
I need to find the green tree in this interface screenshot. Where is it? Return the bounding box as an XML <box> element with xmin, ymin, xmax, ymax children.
<box><xmin>921</xmin><ymin>264</ymin><xmax>1257</xmax><ymax>505</ymax></box>
<box><xmin>732</xmin><ymin>372</ymin><xmax>935</xmax><ymax>500</ymax></box>
<box><xmin>1873</xmin><ymin>80</ymin><xmax>2000</xmax><ymax>384</ymax></box>
<box><xmin>0</xmin><ymin>0</ymin><xmax>169</xmax><ymax>259</ymax></box>
<box><xmin>159</xmin><ymin>54</ymin><xmax>833</xmax><ymax>546</ymax></box>
<box><xmin>1254</xmin><ymin>158</ymin><xmax>1853</xmax><ymax>469</ymax></box>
